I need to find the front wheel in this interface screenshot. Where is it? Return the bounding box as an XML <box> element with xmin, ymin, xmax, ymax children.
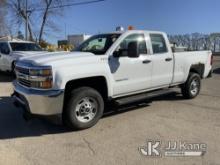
<box><xmin>181</xmin><ymin>72</ymin><xmax>201</xmax><ymax>99</ymax></box>
<box><xmin>63</xmin><ymin>87</ymin><xmax>104</xmax><ymax>130</ymax></box>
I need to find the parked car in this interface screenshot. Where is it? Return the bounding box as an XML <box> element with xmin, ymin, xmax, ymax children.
<box><xmin>0</xmin><ymin>41</ymin><xmax>44</xmax><ymax>73</ymax></box>
<box><xmin>12</xmin><ymin>29</ymin><xmax>213</xmax><ymax>130</ymax></box>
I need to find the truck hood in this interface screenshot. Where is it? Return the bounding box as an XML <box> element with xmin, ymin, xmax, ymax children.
<box><xmin>20</xmin><ymin>51</ymin><xmax>101</xmax><ymax>68</ymax></box>
<box><xmin>12</xmin><ymin>51</ymin><xmax>47</xmax><ymax>59</ymax></box>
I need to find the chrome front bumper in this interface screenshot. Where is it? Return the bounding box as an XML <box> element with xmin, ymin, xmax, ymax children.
<box><xmin>12</xmin><ymin>81</ymin><xmax>64</xmax><ymax>115</ymax></box>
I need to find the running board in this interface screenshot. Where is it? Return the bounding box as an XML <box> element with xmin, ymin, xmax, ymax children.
<box><xmin>115</xmin><ymin>89</ymin><xmax>173</xmax><ymax>106</ymax></box>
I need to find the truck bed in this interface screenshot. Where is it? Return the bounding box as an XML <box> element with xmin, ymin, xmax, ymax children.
<box><xmin>172</xmin><ymin>50</ymin><xmax>212</xmax><ymax>84</ymax></box>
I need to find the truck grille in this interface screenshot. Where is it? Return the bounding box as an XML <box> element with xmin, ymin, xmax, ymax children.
<box><xmin>16</xmin><ymin>65</ymin><xmax>31</xmax><ymax>88</ymax></box>
<box><xmin>18</xmin><ymin>78</ymin><xmax>31</xmax><ymax>87</ymax></box>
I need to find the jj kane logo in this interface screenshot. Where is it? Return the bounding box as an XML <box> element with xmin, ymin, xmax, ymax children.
<box><xmin>139</xmin><ymin>140</ymin><xmax>161</xmax><ymax>157</ymax></box>
<box><xmin>139</xmin><ymin>140</ymin><xmax>207</xmax><ymax>157</ymax></box>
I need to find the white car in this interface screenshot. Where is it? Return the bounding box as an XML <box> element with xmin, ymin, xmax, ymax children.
<box><xmin>12</xmin><ymin>29</ymin><xmax>213</xmax><ymax>130</ymax></box>
<box><xmin>0</xmin><ymin>41</ymin><xmax>44</xmax><ymax>73</ymax></box>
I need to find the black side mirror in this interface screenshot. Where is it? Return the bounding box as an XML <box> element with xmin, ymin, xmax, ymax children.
<box><xmin>113</xmin><ymin>50</ymin><xmax>121</xmax><ymax>58</ymax></box>
<box><xmin>171</xmin><ymin>42</ymin><xmax>177</xmax><ymax>52</ymax></box>
<box><xmin>127</xmin><ymin>41</ymin><xmax>139</xmax><ymax>58</ymax></box>
<box><xmin>0</xmin><ymin>49</ymin><xmax>10</xmax><ymax>55</ymax></box>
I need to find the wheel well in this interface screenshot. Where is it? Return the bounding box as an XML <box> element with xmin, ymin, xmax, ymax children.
<box><xmin>189</xmin><ymin>64</ymin><xmax>205</xmax><ymax>78</ymax></box>
<box><xmin>11</xmin><ymin>61</ymin><xmax>16</xmax><ymax>70</ymax></box>
<box><xmin>63</xmin><ymin>76</ymin><xmax>108</xmax><ymax>107</ymax></box>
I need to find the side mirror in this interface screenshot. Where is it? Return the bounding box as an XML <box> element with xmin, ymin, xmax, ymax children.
<box><xmin>127</xmin><ymin>41</ymin><xmax>139</xmax><ymax>58</ymax></box>
<box><xmin>113</xmin><ymin>50</ymin><xmax>121</xmax><ymax>58</ymax></box>
<box><xmin>171</xmin><ymin>42</ymin><xmax>177</xmax><ymax>52</ymax></box>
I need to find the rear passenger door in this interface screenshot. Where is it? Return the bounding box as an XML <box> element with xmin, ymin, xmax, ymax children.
<box><xmin>149</xmin><ymin>34</ymin><xmax>173</xmax><ymax>88</ymax></box>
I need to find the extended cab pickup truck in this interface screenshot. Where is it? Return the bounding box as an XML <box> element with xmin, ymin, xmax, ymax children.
<box><xmin>12</xmin><ymin>30</ymin><xmax>213</xmax><ymax>130</ymax></box>
<box><xmin>0</xmin><ymin>41</ymin><xmax>44</xmax><ymax>73</ymax></box>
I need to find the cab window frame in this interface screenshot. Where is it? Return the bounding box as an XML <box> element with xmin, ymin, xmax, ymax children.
<box><xmin>150</xmin><ymin>34</ymin><xmax>168</xmax><ymax>54</ymax></box>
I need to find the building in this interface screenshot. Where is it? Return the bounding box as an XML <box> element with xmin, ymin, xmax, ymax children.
<box><xmin>67</xmin><ymin>34</ymin><xmax>91</xmax><ymax>47</ymax></box>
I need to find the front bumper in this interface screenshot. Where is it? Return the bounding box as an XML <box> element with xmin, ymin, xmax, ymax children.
<box><xmin>12</xmin><ymin>81</ymin><xmax>64</xmax><ymax>116</ymax></box>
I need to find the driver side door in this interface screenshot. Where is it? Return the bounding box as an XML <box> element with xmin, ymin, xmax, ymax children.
<box><xmin>109</xmin><ymin>33</ymin><xmax>153</xmax><ymax>97</ymax></box>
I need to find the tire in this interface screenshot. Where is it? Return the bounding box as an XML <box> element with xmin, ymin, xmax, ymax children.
<box><xmin>63</xmin><ymin>87</ymin><xmax>104</xmax><ymax>130</ymax></box>
<box><xmin>181</xmin><ymin>72</ymin><xmax>201</xmax><ymax>99</ymax></box>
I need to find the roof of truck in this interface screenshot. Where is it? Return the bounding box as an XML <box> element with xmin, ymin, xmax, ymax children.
<box><xmin>104</xmin><ymin>30</ymin><xmax>166</xmax><ymax>35</ymax></box>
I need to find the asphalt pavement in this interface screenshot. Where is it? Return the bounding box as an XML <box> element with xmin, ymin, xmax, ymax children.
<box><xmin>0</xmin><ymin>56</ymin><xmax>220</xmax><ymax>165</ymax></box>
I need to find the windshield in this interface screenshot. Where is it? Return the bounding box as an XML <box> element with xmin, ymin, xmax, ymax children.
<box><xmin>74</xmin><ymin>34</ymin><xmax>121</xmax><ymax>55</ymax></box>
<box><xmin>10</xmin><ymin>43</ymin><xmax>43</xmax><ymax>51</ymax></box>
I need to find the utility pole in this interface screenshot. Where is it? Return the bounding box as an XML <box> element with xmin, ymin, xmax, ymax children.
<box><xmin>65</xmin><ymin>23</ymin><xmax>67</xmax><ymax>39</ymax></box>
<box><xmin>25</xmin><ymin>0</ymin><xmax>28</xmax><ymax>40</ymax></box>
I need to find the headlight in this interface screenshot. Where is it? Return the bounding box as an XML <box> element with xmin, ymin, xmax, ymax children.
<box><xmin>29</xmin><ymin>66</ymin><xmax>53</xmax><ymax>89</ymax></box>
<box><xmin>30</xmin><ymin>68</ymin><xmax>52</xmax><ymax>76</ymax></box>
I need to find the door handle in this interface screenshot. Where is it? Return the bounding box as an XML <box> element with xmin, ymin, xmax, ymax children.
<box><xmin>142</xmin><ymin>60</ymin><xmax>151</xmax><ymax>64</ymax></box>
<box><xmin>165</xmin><ymin>58</ymin><xmax>172</xmax><ymax>62</ymax></box>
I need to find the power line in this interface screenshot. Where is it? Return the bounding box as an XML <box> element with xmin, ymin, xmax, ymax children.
<box><xmin>34</xmin><ymin>0</ymin><xmax>106</xmax><ymax>11</ymax></box>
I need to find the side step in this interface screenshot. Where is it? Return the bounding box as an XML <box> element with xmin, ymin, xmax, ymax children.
<box><xmin>115</xmin><ymin>89</ymin><xmax>174</xmax><ymax>106</ymax></box>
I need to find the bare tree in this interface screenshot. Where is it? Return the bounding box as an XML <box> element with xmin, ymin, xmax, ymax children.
<box><xmin>5</xmin><ymin>0</ymin><xmax>105</xmax><ymax>43</ymax></box>
<box><xmin>210</xmin><ymin>33</ymin><xmax>220</xmax><ymax>52</ymax></box>
<box><xmin>6</xmin><ymin>0</ymin><xmax>36</xmax><ymax>40</ymax></box>
<box><xmin>6</xmin><ymin>0</ymin><xmax>63</xmax><ymax>42</ymax></box>
<box><xmin>169</xmin><ymin>33</ymin><xmax>220</xmax><ymax>52</ymax></box>
<box><xmin>38</xmin><ymin>0</ymin><xmax>63</xmax><ymax>43</ymax></box>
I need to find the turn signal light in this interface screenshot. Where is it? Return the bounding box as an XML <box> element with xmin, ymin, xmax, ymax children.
<box><xmin>31</xmin><ymin>80</ymin><xmax>53</xmax><ymax>89</ymax></box>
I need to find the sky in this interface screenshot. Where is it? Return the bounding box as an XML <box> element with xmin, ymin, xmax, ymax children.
<box><xmin>46</xmin><ymin>0</ymin><xmax>220</xmax><ymax>43</ymax></box>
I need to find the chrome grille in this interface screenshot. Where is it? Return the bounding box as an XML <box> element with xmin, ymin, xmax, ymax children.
<box><xmin>16</xmin><ymin>65</ymin><xmax>31</xmax><ymax>88</ymax></box>
<box><xmin>18</xmin><ymin>78</ymin><xmax>31</xmax><ymax>87</ymax></box>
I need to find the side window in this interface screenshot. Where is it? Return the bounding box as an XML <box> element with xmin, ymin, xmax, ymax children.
<box><xmin>115</xmin><ymin>34</ymin><xmax>147</xmax><ymax>57</ymax></box>
<box><xmin>150</xmin><ymin>34</ymin><xmax>168</xmax><ymax>54</ymax></box>
<box><xmin>0</xmin><ymin>43</ymin><xmax>10</xmax><ymax>55</ymax></box>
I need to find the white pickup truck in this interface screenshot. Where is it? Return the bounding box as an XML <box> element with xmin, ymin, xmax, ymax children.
<box><xmin>12</xmin><ymin>30</ymin><xmax>213</xmax><ymax>130</ymax></box>
<box><xmin>0</xmin><ymin>41</ymin><xmax>43</xmax><ymax>73</ymax></box>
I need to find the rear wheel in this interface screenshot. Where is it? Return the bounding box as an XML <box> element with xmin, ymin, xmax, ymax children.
<box><xmin>181</xmin><ymin>72</ymin><xmax>201</xmax><ymax>99</ymax></box>
<box><xmin>63</xmin><ymin>87</ymin><xmax>104</xmax><ymax>130</ymax></box>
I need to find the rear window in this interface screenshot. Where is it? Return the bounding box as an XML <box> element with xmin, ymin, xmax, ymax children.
<box><xmin>150</xmin><ymin>34</ymin><xmax>168</xmax><ymax>54</ymax></box>
<box><xmin>10</xmin><ymin>43</ymin><xmax>42</xmax><ymax>51</ymax></box>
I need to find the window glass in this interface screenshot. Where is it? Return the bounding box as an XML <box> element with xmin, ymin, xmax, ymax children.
<box><xmin>0</xmin><ymin>43</ymin><xmax>10</xmax><ymax>54</ymax></box>
<box><xmin>150</xmin><ymin>34</ymin><xmax>168</xmax><ymax>54</ymax></box>
<box><xmin>82</xmin><ymin>38</ymin><xmax>107</xmax><ymax>52</ymax></box>
<box><xmin>10</xmin><ymin>43</ymin><xmax>42</xmax><ymax>51</ymax></box>
<box><xmin>116</xmin><ymin>34</ymin><xmax>147</xmax><ymax>56</ymax></box>
<box><xmin>76</xmin><ymin>34</ymin><xmax>121</xmax><ymax>55</ymax></box>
